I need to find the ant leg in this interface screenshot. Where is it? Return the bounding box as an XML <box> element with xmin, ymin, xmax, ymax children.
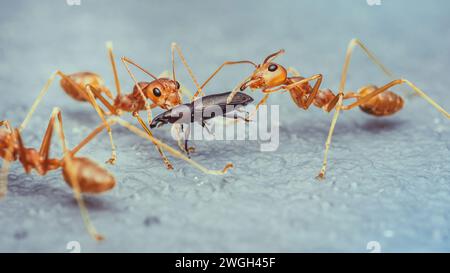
<box><xmin>281</xmin><ymin>74</ymin><xmax>324</xmax><ymax>109</ymax></box>
<box><xmin>317</xmin><ymin>39</ymin><xmax>392</xmax><ymax>179</ymax></box>
<box><xmin>70</xmin><ymin>121</ymin><xmax>112</xmax><ymax>156</ymax></box>
<box><xmin>316</xmin><ymin>40</ymin><xmax>358</xmax><ymax>179</ymax></box>
<box><xmin>51</xmin><ymin>108</ymin><xmax>103</xmax><ymax>241</ymax></box>
<box><xmin>109</xmin><ymin>117</ymin><xmax>233</xmax><ymax>175</ymax></box>
<box><xmin>340</xmin><ymin>79</ymin><xmax>450</xmax><ymax>118</ymax></box>
<box><xmin>19</xmin><ymin>71</ymin><xmax>58</xmax><ymax>131</ymax></box>
<box><xmin>134</xmin><ymin>112</ymin><xmax>174</xmax><ymax>170</ymax></box>
<box><xmin>83</xmin><ymin>86</ymin><xmax>117</xmax><ymax>164</ymax></box>
<box><xmin>196</xmin><ymin>60</ymin><xmax>257</xmax><ymax>100</ymax></box>
<box><xmin>20</xmin><ymin>70</ymin><xmax>117</xmax><ymax>130</ymax></box>
<box><xmin>171</xmin><ymin>43</ymin><xmax>201</xmax><ymax>100</ymax></box>
<box><xmin>317</xmin><ymin>42</ymin><xmax>449</xmax><ymax>180</ymax></box>
<box><xmin>226</xmin><ymin>75</ymin><xmax>253</xmax><ymax>104</ymax></box>
<box><xmin>0</xmin><ymin>121</ymin><xmax>13</xmax><ymax>198</ymax></box>
<box><xmin>344</xmin><ymin>38</ymin><xmax>396</xmax><ymax>82</ymax></box>
<box><xmin>106</xmin><ymin>42</ymin><xmax>122</xmax><ymax>97</ymax></box>
<box><xmin>120</xmin><ymin>57</ymin><xmax>155</xmax><ymax>123</ymax></box>
<box><xmin>56</xmin><ymin>71</ymin><xmax>116</xmax><ymax>115</ymax></box>
<box><xmin>248</xmin><ymin>94</ymin><xmax>271</xmax><ymax>119</ymax></box>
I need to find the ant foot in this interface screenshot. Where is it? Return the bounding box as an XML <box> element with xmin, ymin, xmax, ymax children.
<box><xmin>105</xmin><ymin>157</ymin><xmax>117</xmax><ymax>165</ymax></box>
<box><xmin>315</xmin><ymin>172</ymin><xmax>326</xmax><ymax>181</ymax></box>
<box><xmin>94</xmin><ymin>234</ymin><xmax>105</xmax><ymax>241</ymax></box>
<box><xmin>164</xmin><ymin>160</ymin><xmax>174</xmax><ymax>170</ymax></box>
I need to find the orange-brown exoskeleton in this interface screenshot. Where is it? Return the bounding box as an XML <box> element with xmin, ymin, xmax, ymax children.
<box><xmin>195</xmin><ymin>38</ymin><xmax>450</xmax><ymax>179</ymax></box>
<box><xmin>0</xmin><ymin>108</ymin><xmax>233</xmax><ymax>241</ymax></box>
<box><xmin>0</xmin><ymin>108</ymin><xmax>115</xmax><ymax>241</ymax></box>
<box><xmin>21</xmin><ymin>42</ymin><xmax>232</xmax><ymax>174</ymax></box>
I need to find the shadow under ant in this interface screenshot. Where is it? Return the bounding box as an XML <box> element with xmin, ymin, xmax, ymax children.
<box><xmin>6</xmin><ymin>174</ymin><xmax>119</xmax><ymax>213</ymax></box>
<box><xmin>285</xmin><ymin>116</ymin><xmax>409</xmax><ymax>139</ymax></box>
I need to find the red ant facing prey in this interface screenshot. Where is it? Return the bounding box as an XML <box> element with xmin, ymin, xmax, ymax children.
<box><xmin>20</xmin><ymin>42</ymin><xmax>232</xmax><ymax>174</ymax></box>
<box><xmin>195</xmin><ymin>39</ymin><xmax>450</xmax><ymax>179</ymax></box>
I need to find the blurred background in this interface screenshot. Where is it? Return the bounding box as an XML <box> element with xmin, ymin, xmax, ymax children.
<box><xmin>0</xmin><ymin>0</ymin><xmax>449</xmax><ymax>252</ymax></box>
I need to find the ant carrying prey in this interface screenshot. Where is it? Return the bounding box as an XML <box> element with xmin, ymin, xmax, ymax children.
<box><xmin>21</xmin><ymin>42</ymin><xmax>232</xmax><ymax>174</ymax></box>
<box><xmin>196</xmin><ymin>38</ymin><xmax>450</xmax><ymax>179</ymax></box>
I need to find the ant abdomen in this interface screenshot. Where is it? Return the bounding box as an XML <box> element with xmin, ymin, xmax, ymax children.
<box><xmin>357</xmin><ymin>85</ymin><xmax>404</xmax><ymax>117</ymax></box>
<box><xmin>59</xmin><ymin>72</ymin><xmax>112</xmax><ymax>101</ymax></box>
<box><xmin>62</xmin><ymin>157</ymin><xmax>116</xmax><ymax>194</ymax></box>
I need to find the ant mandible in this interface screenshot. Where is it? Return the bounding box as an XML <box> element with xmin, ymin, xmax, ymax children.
<box><xmin>20</xmin><ymin>42</ymin><xmax>231</xmax><ymax>174</ymax></box>
<box><xmin>196</xmin><ymin>38</ymin><xmax>450</xmax><ymax>179</ymax></box>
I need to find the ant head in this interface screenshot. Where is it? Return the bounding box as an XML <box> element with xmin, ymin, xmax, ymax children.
<box><xmin>137</xmin><ymin>78</ymin><xmax>182</xmax><ymax>110</ymax></box>
<box><xmin>240</xmin><ymin>49</ymin><xmax>287</xmax><ymax>91</ymax></box>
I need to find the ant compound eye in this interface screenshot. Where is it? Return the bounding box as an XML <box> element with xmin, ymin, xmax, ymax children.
<box><xmin>153</xmin><ymin>87</ymin><xmax>162</xmax><ymax>97</ymax></box>
<box><xmin>175</xmin><ymin>81</ymin><xmax>181</xmax><ymax>89</ymax></box>
<box><xmin>268</xmin><ymin>64</ymin><xmax>278</xmax><ymax>72</ymax></box>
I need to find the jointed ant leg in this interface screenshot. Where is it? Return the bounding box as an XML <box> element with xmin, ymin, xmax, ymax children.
<box><xmin>120</xmin><ymin>57</ymin><xmax>156</xmax><ymax>123</ymax></box>
<box><xmin>317</xmin><ymin>40</ymin><xmax>449</xmax><ymax>179</ymax></box>
<box><xmin>196</xmin><ymin>60</ymin><xmax>257</xmax><ymax>100</ymax></box>
<box><xmin>247</xmin><ymin>94</ymin><xmax>271</xmax><ymax>120</ymax></box>
<box><xmin>280</xmin><ymin>74</ymin><xmax>324</xmax><ymax>109</ymax></box>
<box><xmin>106</xmin><ymin>42</ymin><xmax>122</xmax><ymax>98</ymax></box>
<box><xmin>344</xmin><ymin>38</ymin><xmax>396</xmax><ymax>82</ymax></box>
<box><xmin>226</xmin><ymin>75</ymin><xmax>253</xmax><ymax>104</ymax></box>
<box><xmin>317</xmin><ymin>40</ymin><xmax>357</xmax><ymax>179</ymax></box>
<box><xmin>70</xmin><ymin>121</ymin><xmax>112</xmax><ymax>156</ymax></box>
<box><xmin>84</xmin><ymin>86</ymin><xmax>117</xmax><ymax>164</ymax></box>
<box><xmin>109</xmin><ymin>117</ymin><xmax>233</xmax><ymax>175</ymax></box>
<box><xmin>52</xmin><ymin>107</ymin><xmax>103</xmax><ymax>241</ymax></box>
<box><xmin>19</xmin><ymin>71</ymin><xmax>58</xmax><ymax>131</ymax></box>
<box><xmin>171</xmin><ymin>43</ymin><xmax>201</xmax><ymax>101</ymax></box>
<box><xmin>18</xmin><ymin>71</ymin><xmax>118</xmax><ymax>164</ymax></box>
<box><xmin>133</xmin><ymin>112</ymin><xmax>174</xmax><ymax>170</ymax></box>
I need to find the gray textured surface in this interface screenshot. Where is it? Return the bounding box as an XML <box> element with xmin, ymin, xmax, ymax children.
<box><xmin>0</xmin><ymin>0</ymin><xmax>449</xmax><ymax>252</ymax></box>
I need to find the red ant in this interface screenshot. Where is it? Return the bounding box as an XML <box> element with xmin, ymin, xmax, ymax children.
<box><xmin>196</xmin><ymin>39</ymin><xmax>450</xmax><ymax>179</ymax></box>
<box><xmin>20</xmin><ymin>42</ymin><xmax>232</xmax><ymax>174</ymax></box>
<box><xmin>0</xmin><ymin>107</ymin><xmax>232</xmax><ymax>241</ymax></box>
